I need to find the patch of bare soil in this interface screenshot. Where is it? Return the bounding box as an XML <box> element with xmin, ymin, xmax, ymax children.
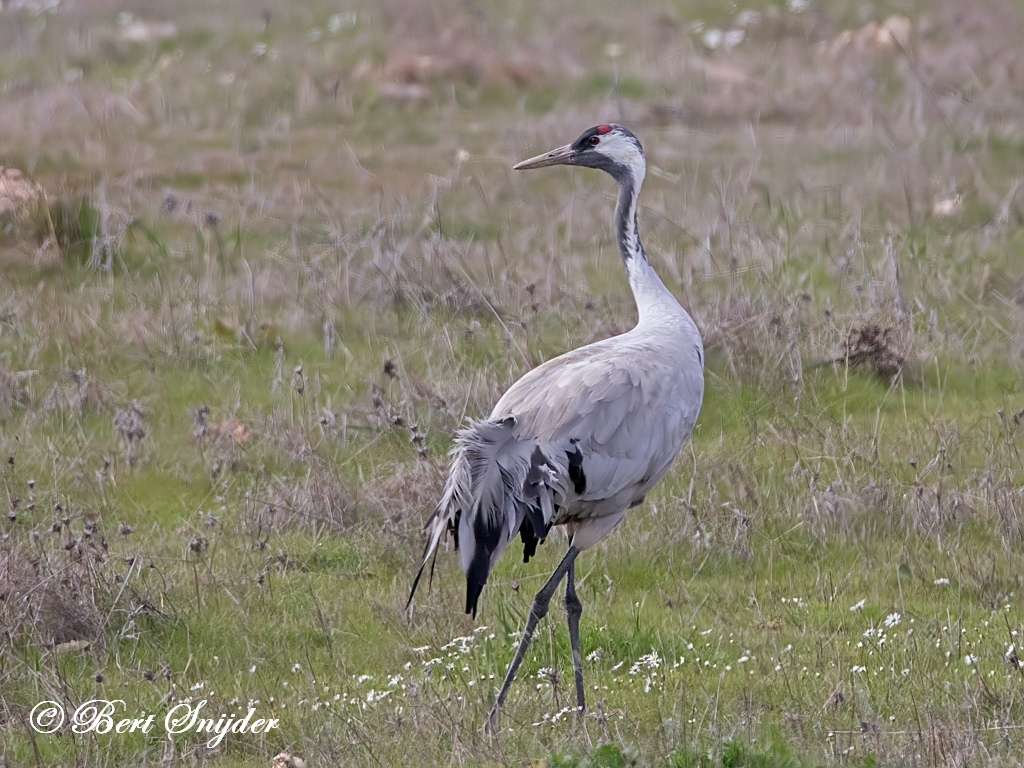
<box><xmin>0</xmin><ymin>166</ymin><xmax>41</xmax><ymax>216</ymax></box>
<box><xmin>826</xmin><ymin>15</ymin><xmax>912</xmax><ymax>60</ymax></box>
<box><xmin>358</xmin><ymin>6</ymin><xmax>545</xmax><ymax>97</ymax></box>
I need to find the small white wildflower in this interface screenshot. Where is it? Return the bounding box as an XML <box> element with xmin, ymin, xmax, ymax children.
<box><xmin>934</xmin><ymin>578</ymin><xmax>950</xmax><ymax>585</ymax></box>
<box><xmin>884</xmin><ymin>612</ymin><xmax>901</xmax><ymax>628</ymax></box>
<box><xmin>964</xmin><ymin>654</ymin><xmax>977</xmax><ymax>666</ymax></box>
<box><xmin>586</xmin><ymin>648</ymin><xmax>604</xmax><ymax>662</ymax></box>
<box><xmin>850</xmin><ymin>599</ymin><xmax>866</xmax><ymax>612</ymax></box>
<box><xmin>629</xmin><ymin>650</ymin><xmax>661</xmax><ymax>676</ymax></box>
<box><xmin>327</xmin><ymin>12</ymin><xmax>356</xmax><ymax>32</ymax></box>
<box><xmin>702</xmin><ymin>28</ymin><xmax>723</xmax><ymax>50</ymax></box>
<box><xmin>723</xmin><ymin>29</ymin><xmax>745</xmax><ymax>49</ymax></box>
<box><xmin>737</xmin><ymin>9</ymin><xmax>761</xmax><ymax>28</ymax></box>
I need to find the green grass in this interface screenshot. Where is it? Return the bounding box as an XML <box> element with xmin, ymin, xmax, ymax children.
<box><xmin>4</xmin><ymin>0</ymin><xmax>1024</xmax><ymax>765</ymax></box>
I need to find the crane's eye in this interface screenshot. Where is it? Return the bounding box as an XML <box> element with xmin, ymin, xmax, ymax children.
<box><xmin>588</xmin><ymin>136</ymin><xmax>601</xmax><ymax>146</ymax></box>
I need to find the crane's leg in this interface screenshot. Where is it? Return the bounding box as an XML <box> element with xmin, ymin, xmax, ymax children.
<box><xmin>489</xmin><ymin>546</ymin><xmax>579</xmax><ymax>726</ymax></box>
<box><xmin>564</xmin><ymin>557</ymin><xmax>586</xmax><ymax>716</ymax></box>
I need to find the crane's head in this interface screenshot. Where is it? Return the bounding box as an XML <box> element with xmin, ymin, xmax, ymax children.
<box><xmin>513</xmin><ymin>124</ymin><xmax>645</xmax><ymax>185</ymax></box>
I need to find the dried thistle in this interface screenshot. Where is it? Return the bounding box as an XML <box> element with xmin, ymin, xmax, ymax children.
<box><xmin>835</xmin><ymin>323</ymin><xmax>906</xmax><ymax>379</ymax></box>
<box><xmin>113</xmin><ymin>401</ymin><xmax>147</xmax><ymax>468</ymax></box>
<box><xmin>0</xmin><ymin>366</ymin><xmax>29</xmax><ymax>414</ymax></box>
<box><xmin>191</xmin><ymin>404</ymin><xmax>210</xmax><ymax>440</ymax></box>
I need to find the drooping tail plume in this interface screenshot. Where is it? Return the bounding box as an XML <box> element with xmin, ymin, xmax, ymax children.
<box><xmin>407</xmin><ymin>416</ymin><xmax>566</xmax><ymax>617</ymax></box>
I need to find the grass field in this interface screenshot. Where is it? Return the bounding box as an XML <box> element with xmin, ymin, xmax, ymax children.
<box><xmin>3</xmin><ymin>0</ymin><xmax>1024</xmax><ymax>765</ymax></box>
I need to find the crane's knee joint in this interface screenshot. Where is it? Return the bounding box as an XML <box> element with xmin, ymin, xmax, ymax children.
<box><xmin>564</xmin><ymin>591</ymin><xmax>582</xmax><ymax>618</ymax></box>
<box><xmin>530</xmin><ymin>599</ymin><xmax>550</xmax><ymax>621</ymax></box>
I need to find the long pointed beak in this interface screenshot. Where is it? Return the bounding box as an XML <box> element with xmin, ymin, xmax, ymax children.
<box><xmin>513</xmin><ymin>143</ymin><xmax>575</xmax><ymax>170</ymax></box>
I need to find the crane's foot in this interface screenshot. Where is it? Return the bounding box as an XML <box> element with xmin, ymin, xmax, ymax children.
<box><xmin>485</xmin><ymin>702</ymin><xmax>501</xmax><ymax>736</ymax></box>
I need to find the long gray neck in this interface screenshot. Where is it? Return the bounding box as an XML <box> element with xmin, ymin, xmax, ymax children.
<box><xmin>613</xmin><ymin>170</ymin><xmax>681</xmax><ymax>324</ymax></box>
<box><xmin>615</xmin><ymin>173</ymin><xmax>647</xmax><ymax>267</ymax></box>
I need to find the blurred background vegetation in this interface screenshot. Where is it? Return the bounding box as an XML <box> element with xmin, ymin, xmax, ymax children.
<box><xmin>3</xmin><ymin>0</ymin><xmax>1024</xmax><ymax>765</ymax></box>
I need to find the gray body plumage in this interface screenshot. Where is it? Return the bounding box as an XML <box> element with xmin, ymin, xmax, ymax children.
<box><xmin>409</xmin><ymin>124</ymin><xmax>705</xmax><ymax>619</ymax></box>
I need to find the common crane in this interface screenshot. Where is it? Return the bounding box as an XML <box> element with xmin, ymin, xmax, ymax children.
<box><xmin>407</xmin><ymin>124</ymin><xmax>705</xmax><ymax>721</ymax></box>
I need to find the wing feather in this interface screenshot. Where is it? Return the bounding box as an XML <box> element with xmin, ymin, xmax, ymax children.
<box><xmin>491</xmin><ymin>330</ymin><xmax>703</xmax><ymax>506</ymax></box>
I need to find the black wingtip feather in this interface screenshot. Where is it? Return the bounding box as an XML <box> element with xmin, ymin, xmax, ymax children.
<box><xmin>406</xmin><ymin>563</ymin><xmax>426</xmax><ymax>612</ymax></box>
<box><xmin>465</xmin><ymin>537</ymin><xmax>494</xmax><ymax>618</ymax></box>
<box><xmin>465</xmin><ymin>579</ymin><xmax>485</xmax><ymax>618</ymax></box>
<box><xmin>567</xmin><ymin>441</ymin><xmax>586</xmax><ymax>494</ymax></box>
<box><xmin>520</xmin><ymin>521</ymin><xmax>539</xmax><ymax>562</ymax></box>
<box><xmin>519</xmin><ymin>508</ymin><xmax>551</xmax><ymax>563</ymax></box>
